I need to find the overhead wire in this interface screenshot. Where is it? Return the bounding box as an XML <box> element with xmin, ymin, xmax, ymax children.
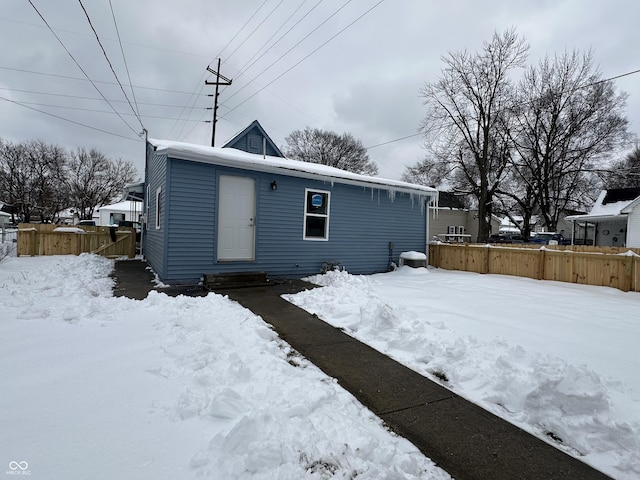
<box><xmin>25</xmin><ymin>0</ymin><xmax>140</xmax><ymax>137</ymax></box>
<box><xmin>169</xmin><ymin>0</ymin><xmax>270</xmax><ymax>139</ymax></box>
<box><xmin>216</xmin><ymin>0</ymin><xmax>269</xmax><ymax>60</ymax></box>
<box><xmin>0</xmin><ymin>95</ymin><xmax>141</xmax><ymax>142</ymax></box>
<box><xmin>25</xmin><ymin>0</ymin><xmax>139</xmax><ymax>136</ymax></box>
<box><xmin>0</xmin><ymin>65</ymin><xmax>211</xmax><ymax>96</ymax></box>
<box><xmin>223</xmin><ymin>0</ymin><xmax>286</xmax><ymax>62</ymax></box>
<box><xmin>222</xmin><ymin>0</ymin><xmax>385</xmax><ymax>118</ymax></box>
<box><xmin>364</xmin><ymin>67</ymin><xmax>640</xmax><ymax>151</ymax></box>
<box><xmin>11</xmin><ymin>99</ymin><xmax>209</xmax><ymax>121</ymax></box>
<box><xmin>207</xmin><ymin>0</ymin><xmax>326</xmax><ymax>129</ymax></box>
<box><xmin>222</xmin><ymin>0</ymin><xmax>354</xmax><ymax>106</ymax></box>
<box><xmin>0</xmin><ymin>15</ymin><xmax>213</xmax><ymax>59</ymax></box>
<box><xmin>0</xmin><ymin>87</ymin><xmax>211</xmax><ymax>109</ymax></box>
<box><xmin>77</xmin><ymin>0</ymin><xmax>144</xmax><ymax>131</ymax></box>
<box><xmin>232</xmin><ymin>0</ymin><xmax>316</xmax><ymax>81</ymax></box>
<box><xmin>108</xmin><ymin>0</ymin><xmax>140</xmax><ymax>119</ymax></box>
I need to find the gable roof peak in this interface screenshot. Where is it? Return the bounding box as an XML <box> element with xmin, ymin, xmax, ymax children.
<box><xmin>223</xmin><ymin>120</ymin><xmax>285</xmax><ymax>158</ymax></box>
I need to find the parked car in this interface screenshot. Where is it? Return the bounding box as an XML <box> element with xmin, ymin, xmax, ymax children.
<box><xmin>77</xmin><ymin>220</ymin><xmax>96</xmax><ymax>226</ymax></box>
<box><xmin>487</xmin><ymin>233</ymin><xmax>528</xmax><ymax>244</ymax></box>
<box><xmin>529</xmin><ymin>232</ymin><xmax>571</xmax><ymax>245</ymax></box>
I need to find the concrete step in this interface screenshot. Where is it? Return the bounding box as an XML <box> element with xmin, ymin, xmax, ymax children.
<box><xmin>203</xmin><ymin>271</ymin><xmax>270</xmax><ymax>290</ymax></box>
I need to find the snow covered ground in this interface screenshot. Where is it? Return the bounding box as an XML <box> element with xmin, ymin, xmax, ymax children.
<box><xmin>0</xmin><ymin>254</ymin><xmax>450</xmax><ymax>480</ymax></box>
<box><xmin>285</xmin><ymin>267</ymin><xmax>640</xmax><ymax>480</ymax></box>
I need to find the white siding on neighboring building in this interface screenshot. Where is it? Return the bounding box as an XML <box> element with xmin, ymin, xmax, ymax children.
<box><xmin>626</xmin><ymin>206</ymin><xmax>640</xmax><ymax>248</ymax></box>
<box><xmin>94</xmin><ymin>201</ymin><xmax>142</xmax><ymax>226</ymax></box>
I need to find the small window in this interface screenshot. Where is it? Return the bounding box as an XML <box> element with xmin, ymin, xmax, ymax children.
<box><xmin>304</xmin><ymin>189</ymin><xmax>330</xmax><ymax>240</ymax></box>
<box><xmin>155</xmin><ymin>187</ymin><xmax>162</xmax><ymax>229</ymax></box>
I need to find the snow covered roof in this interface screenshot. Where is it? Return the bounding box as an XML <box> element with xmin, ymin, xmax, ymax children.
<box><xmin>566</xmin><ymin>189</ymin><xmax>640</xmax><ymax>222</ymax></box>
<box><xmin>149</xmin><ymin>139</ymin><xmax>438</xmax><ymax>199</ymax></box>
<box><xmin>96</xmin><ymin>200</ymin><xmax>142</xmax><ymax>212</ymax></box>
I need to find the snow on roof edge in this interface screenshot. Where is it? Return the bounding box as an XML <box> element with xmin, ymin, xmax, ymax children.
<box><xmin>148</xmin><ymin>139</ymin><xmax>437</xmax><ymax>197</ymax></box>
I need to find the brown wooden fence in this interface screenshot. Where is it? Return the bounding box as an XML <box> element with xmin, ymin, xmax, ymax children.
<box><xmin>429</xmin><ymin>243</ymin><xmax>640</xmax><ymax>292</ymax></box>
<box><xmin>17</xmin><ymin>224</ymin><xmax>136</xmax><ymax>258</ymax></box>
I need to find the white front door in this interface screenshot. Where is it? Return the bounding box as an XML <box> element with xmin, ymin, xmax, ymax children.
<box><xmin>217</xmin><ymin>175</ymin><xmax>256</xmax><ymax>261</ymax></box>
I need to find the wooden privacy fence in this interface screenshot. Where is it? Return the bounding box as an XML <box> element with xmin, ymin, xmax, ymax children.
<box><xmin>429</xmin><ymin>243</ymin><xmax>640</xmax><ymax>293</ymax></box>
<box><xmin>17</xmin><ymin>224</ymin><xmax>136</xmax><ymax>258</ymax></box>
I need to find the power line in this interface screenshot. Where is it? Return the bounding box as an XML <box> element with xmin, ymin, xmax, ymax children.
<box><xmin>224</xmin><ymin>0</ymin><xmax>286</xmax><ymax>62</ymax></box>
<box><xmin>233</xmin><ymin>0</ymin><xmax>317</xmax><ymax>81</ymax></box>
<box><xmin>11</xmin><ymin>99</ymin><xmax>209</xmax><ymax>121</ymax></box>
<box><xmin>0</xmin><ymin>66</ymin><xmax>211</xmax><ymax>96</ymax></box>
<box><xmin>108</xmin><ymin>0</ymin><xmax>140</xmax><ymax>118</ymax></box>
<box><xmin>366</xmin><ymin>133</ymin><xmax>422</xmax><ymax>150</ymax></box>
<box><xmin>0</xmin><ymin>87</ymin><xmax>209</xmax><ymax>108</ymax></box>
<box><xmin>223</xmin><ymin>0</ymin><xmax>385</xmax><ymax>117</ymax></box>
<box><xmin>223</xmin><ymin>0</ymin><xmax>354</xmax><ymax>106</ymax></box>
<box><xmin>77</xmin><ymin>0</ymin><xmax>144</xmax><ymax>130</ymax></box>
<box><xmin>25</xmin><ymin>0</ymin><xmax>139</xmax><ymax>135</ymax></box>
<box><xmin>0</xmin><ymin>15</ymin><xmax>213</xmax><ymax>59</ymax></box>
<box><xmin>365</xmin><ymin>67</ymin><xmax>640</xmax><ymax>151</ymax></box>
<box><xmin>0</xmin><ymin>95</ymin><xmax>141</xmax><ymax>142</ymax></box>
<box><xmin>217</xmin><ymin>0</ymin><xmax>270</xmax><ymax>60</ymax></box>
<box><xmin>178</xmin><ymin>0</ymin><xmax>329</xmax><ymax>139</ymax></box>
<box><xmin>168</xmin><ymin>0</ymin><xmax>270</xmax><ymax>139</ymax></box>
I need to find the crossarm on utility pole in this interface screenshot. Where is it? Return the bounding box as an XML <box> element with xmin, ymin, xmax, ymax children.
<box><xmin>205</xmin><ymin>58</ymin><xmax>233</xmax><ymax>147</ymax></box>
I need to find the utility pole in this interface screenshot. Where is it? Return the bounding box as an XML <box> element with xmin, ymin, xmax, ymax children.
<box><xmin>205</xmin><ymin>58</ymin><xmax>232</xmax><ymax>147</ymax></box>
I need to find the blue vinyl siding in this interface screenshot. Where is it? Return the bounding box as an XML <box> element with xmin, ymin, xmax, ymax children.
<box><xmin>165</xmin><ymin>159</ymin><xmax>216</xmax><ymax>280</ymax></box>
<box><xmin>155</xmin><ymin>156</ymin><xmax>430</xmax><ymax>284</ymax></box>
<box><xmin>143</xmin><ymin>147</ymin><xmax>168</xmax><ymax>278</ymax></box>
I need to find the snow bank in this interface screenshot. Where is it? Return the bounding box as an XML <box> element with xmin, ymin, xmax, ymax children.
<box><xmin>288</xmin><ymin>267</ymin><xmax>640</xmax><ymax>480</ymax></box>
<box><xmin>0</xmin><ymin>255</ymin><xmax>449</xmax><ymax>479</ymax></box>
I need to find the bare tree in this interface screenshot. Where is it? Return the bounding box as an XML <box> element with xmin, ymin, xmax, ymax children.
<box><xmin>0</xmin><ymin>139</ymin><xmax>68</xmax><ymax>223</ymax></box>
<box><xmin>416</xmin><ymin>29</ymin><xmax>529</xmax><ymax>241</ymax></box>
<box><xmin>284</xmin><ymin>127</ymin><xmax>378</xmax><ymax>176</ymax></box>
<box><xmin>507</xmin><ymin>50</ymin><xmax>631</xmax><ymax>231</ymax></box>
<box><xmin>67</xmin><ymin>148</ymin><xmax>137</xmax><ymax>220</ymax></box>
<box><xmin>606</xmin><ymin>146</ymin><xmax>640</xmax><ymax>188</ymax></box>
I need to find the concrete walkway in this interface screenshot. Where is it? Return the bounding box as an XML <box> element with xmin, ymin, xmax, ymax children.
<box><xmin>112</xmin><ymin>260</ymin><xmax>612</xmax><ymax>480</ymax></box>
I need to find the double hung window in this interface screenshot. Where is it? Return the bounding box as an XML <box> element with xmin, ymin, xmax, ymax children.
<box><xmin>303</xmin><ymin>189</ymin><xmax>330</xmax><ymax>240</ymax></box>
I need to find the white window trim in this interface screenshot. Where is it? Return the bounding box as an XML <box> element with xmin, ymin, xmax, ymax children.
<box><xmin>155</xmin><ymin>187</ymin><xmax>162</xmax><ymax>230</ymax></box>
<box><xmin>303</xmin><ymin>188</ymin><xmax>330</xmax><ymax>241</ymax></box>
<box><xmin>146</xmin><ymin>185</ymin><xmax>150</xmax><ymax>220</ymax></box>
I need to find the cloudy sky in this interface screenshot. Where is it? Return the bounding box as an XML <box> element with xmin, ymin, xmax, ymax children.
<box><xmin>2</xmin><ymin>0</ymin><xmax>639</xmax><ymax>181</ymax></box>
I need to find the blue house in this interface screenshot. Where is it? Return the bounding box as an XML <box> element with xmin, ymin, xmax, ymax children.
<box><xmin>143</xmin><ymin>137</ymin><xmax>438</xmax><ymax>284</ymax></box>
<box><xmin>223</xmin><ymin>119</ymin><xmax>285</xmax><ymax>158</ymax></box>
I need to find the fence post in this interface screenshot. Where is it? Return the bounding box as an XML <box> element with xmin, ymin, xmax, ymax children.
<box><xmin>128</xmin><ymin>231</ymin><xmax>136</xmax><ymax>258</ymax></box>
<box><xmin>537</xmin><ymin>248</ymin><xmax>545</xmax><ymax>280</ymax></box>
<box><xmin>430</xmin><ymin>243</ymin><xmax>439</xmax><ymax>268</ymax></box>
<box><xmin>30</xmin><ymin>229</ymin><xmax>37</xmax><ymax>256</ymax></box>
<box><xmin>464</xmin><ymin>244</ymin><xmax>469</xmax><ymax>271</ymax></box>
<box><xmin>484</xmin><ymin>246</ymin><xmax>490</xmax><ymax>274</ymax></box>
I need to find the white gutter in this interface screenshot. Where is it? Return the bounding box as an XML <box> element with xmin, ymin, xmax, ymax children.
<box><xmin>150</xmin><ymin>139</ymin><xmax>437</xmax><ymax>198</ymax></box>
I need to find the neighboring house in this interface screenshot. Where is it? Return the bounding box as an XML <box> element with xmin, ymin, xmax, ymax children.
<box><xmin>93</xmin><ymin>200</ymin><xmax>143</xmax><ymax>226</ymax></box>
<box><xmin>429</xmin><ymin>192</ymin><xmax>500</xmax><ymax>243</ymax></box>
<box><xmin>0</xmin><ymin>210</ymin><xmax>10</xmax><ymax>226</ymax></box>
<box><xmin>143</xmin><ymin>139</ymin><xmax>438</xmax><ymax>284</ymax></box>
<box><xmin>565</xmin><ymin>188</ymin><xmax>640</xmax><ymax>247</ymax></box>
<box><xmin>499</xmin><ymin>215</ymin><xmax>539</xmax><ymax>234</ymax></box>
<box><xmin>222</xmin><ymin>119</ymin><xmax>285</xmax><ymax>157</ymax></box>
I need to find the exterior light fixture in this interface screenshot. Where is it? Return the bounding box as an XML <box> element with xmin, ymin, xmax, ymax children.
<box><xmin>271</xmin><ymin>181</ymin><xmax>277</xmax><ymax>191</ymax></box>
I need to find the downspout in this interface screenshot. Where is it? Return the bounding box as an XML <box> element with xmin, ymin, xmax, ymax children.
<box><xmin>426</xmin><ymin>191</ymin><xmax>438</xmax><ymax>265</ymax></box>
